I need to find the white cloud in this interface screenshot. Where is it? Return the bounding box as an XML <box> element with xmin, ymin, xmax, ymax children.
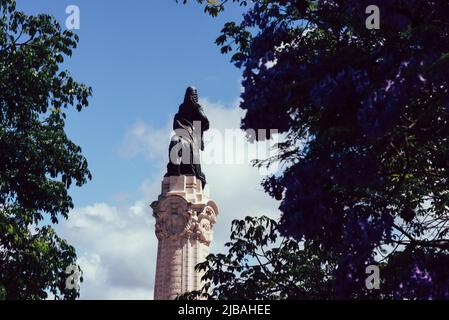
<box><xmin>200</xmin><ymin>99</ymin><xmax>281</xmax><ymax>247</ymax></box>
<box><xmin>119</xmin><ymin>121</ymin><xmax>172</xmax><ymax>161</ymax></box>
<box><xmin>57</xmin><ymin>202</ymin><xmax>155</xmax><ymax>300</ymax></box>
<box><xmin>59</xmin><ymin>99</ymin><xmax>280</xmax><ymax>299</ymax></box>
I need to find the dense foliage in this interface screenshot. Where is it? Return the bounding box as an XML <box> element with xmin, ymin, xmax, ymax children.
<box><xmin>0</xmin><ymin>0</ymin><xmax>91</xmax><ymax>299</ymax></box>
<box><xmin>183</xmin><ymin>216</ymin><xmax>336</xmax><ymax>300</ymax></box>
<box><xmin>186</xmin><ymin>0</ymin><xmax>449</xmax><ymax>299</ymax></box>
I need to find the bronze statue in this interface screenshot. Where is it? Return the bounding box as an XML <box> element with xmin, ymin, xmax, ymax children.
<box><xmin>165</xmin><ymin>87</ymin><xmax>209</xmax><ymax>188</ymax></box>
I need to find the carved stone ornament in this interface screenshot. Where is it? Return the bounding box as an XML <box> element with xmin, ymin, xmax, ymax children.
<box><xmin>195</xmin><ymin>205</ymin><xmax>217</xmax><ymax>244</ymax></box>
<box><xmin>153</xmin><ymin>195</ymin><xmax>217</xmax><ymax>245</ymax></box>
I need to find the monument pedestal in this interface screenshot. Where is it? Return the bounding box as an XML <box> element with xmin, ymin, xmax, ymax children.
<box><xmin>151</xmin><ymin>175</ymin><xmax>219</xmax><ymax>300</ymax></box>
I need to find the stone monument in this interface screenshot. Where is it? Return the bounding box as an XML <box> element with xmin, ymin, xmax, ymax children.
<box><xmin>151</xmin><ymin>87</ymin><xmax>219</xmax><ymax>300</ymax></box>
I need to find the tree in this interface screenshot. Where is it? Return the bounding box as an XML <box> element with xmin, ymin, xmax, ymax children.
<box><xmin>183</xmin><ymin>216</ymin><xmax>336</xmax><ymax>300</ymax></box>
<box><xmin>0</xmin><ymin>0</ymin><xmax>91</xmax><ymax>299</ymax></box>
<box><xmin>184</xmin><ymin>0</ymin><xmax>449</xmax><ymax>299</ymax></box>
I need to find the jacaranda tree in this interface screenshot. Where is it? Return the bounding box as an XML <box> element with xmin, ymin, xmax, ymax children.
<box><xmin>0</xmin><ymin>0</ymin><xmax>91</xmax><ymax>299</ymax></box>
<box><xmin>184</xmin><ymin>0</ymin><xmax>449</xmax><ymax>299</ymax></box>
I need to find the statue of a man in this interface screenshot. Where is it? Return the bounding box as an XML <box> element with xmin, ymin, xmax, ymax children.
<box><xmin>165</xmin><ymin>87</ymin><xmax>209</xmax><ymax>188</ymax></box>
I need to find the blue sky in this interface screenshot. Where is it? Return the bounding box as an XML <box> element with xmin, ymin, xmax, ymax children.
<box><xmin>16</xmin><ymin>1</ymin><xmax>280</xmax><ymax>299</ymax></box>
<box><xmin>18</xmin><ymin>0</ymin><xmax>244</xmax><ymax>207</ymax></box>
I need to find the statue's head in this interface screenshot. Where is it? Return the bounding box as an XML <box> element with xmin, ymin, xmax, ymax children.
<box><xmin>184</xmin><ymin>86</ymin><xmax>199</xmax><ymax>105</ymax></box>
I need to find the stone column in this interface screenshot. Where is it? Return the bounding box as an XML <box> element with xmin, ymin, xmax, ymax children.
<box><xmin>151</xmin><ymin>175</ymin><xmax>219</xmax><ymax>300</ymax></box>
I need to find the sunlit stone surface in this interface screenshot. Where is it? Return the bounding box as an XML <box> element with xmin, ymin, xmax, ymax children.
<box><xmin>151</xmin><ymin>175</ymin><xmax>219</xmax><ymax>300</ymax></box>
